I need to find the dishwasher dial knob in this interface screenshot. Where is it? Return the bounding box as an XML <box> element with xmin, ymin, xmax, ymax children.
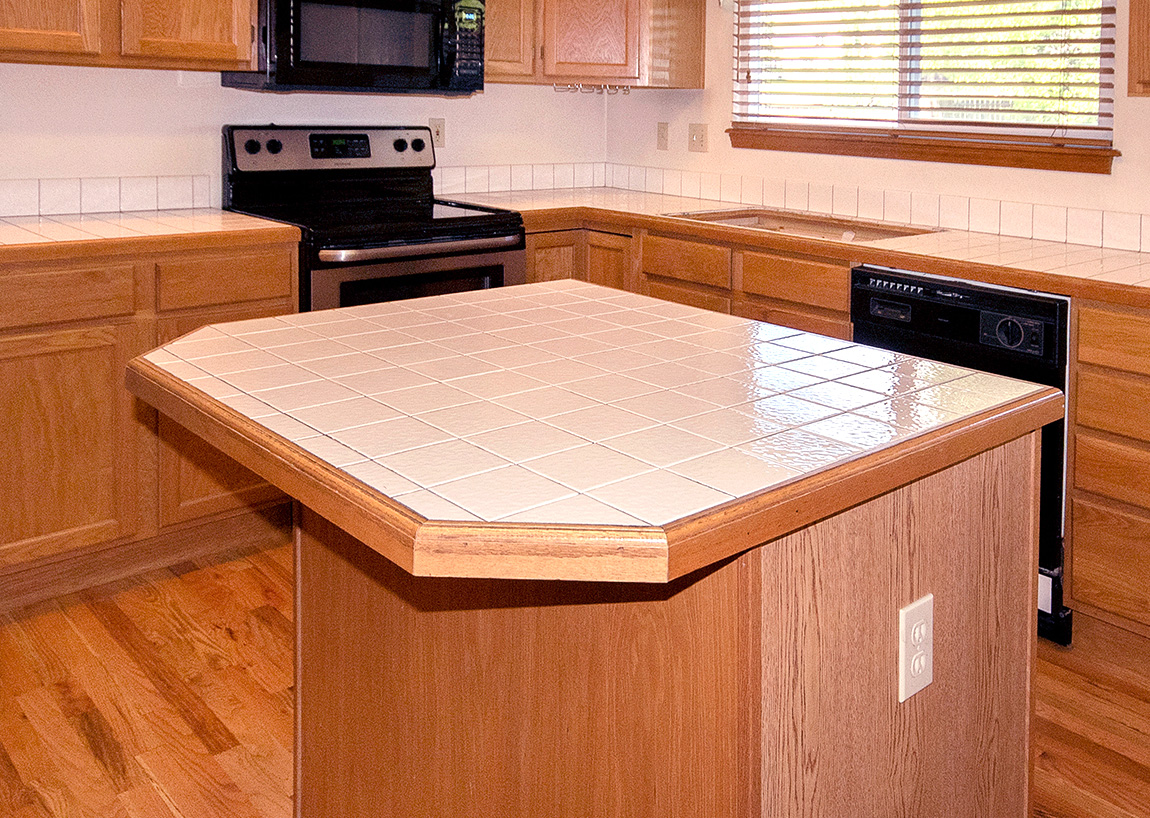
<box><xmin>996</xmin><ymin>317</ymin><xmax>1025</xmax><ymax>348</ymax></box>
<box><xmin>244</xmin><ymin>138</ymin><xmax>261</xmax><ymax>155</ymax></box>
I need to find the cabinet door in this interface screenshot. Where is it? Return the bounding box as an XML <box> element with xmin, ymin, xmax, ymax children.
<box><xmin>156</xmin><ymin>303</ymin><xmax>289</xmax><ymax>528</ymax></box>
<box><xmin>0</xmin><ymin>0</ymin><xmax>99</xmax><ymax>55</ymax></box>
<box><xmin>584</xmin><ymin>231</ymin><xmax>631</xmax><ymax>290</ymax></box>
<box><xmin>1131</xmin><ymin>0</ymin><xmax>1150</xmax><ymax>95</ymax></box>
<box><xmin>542</xmin><ymin>0</ymin><xmax>640</xmax><ymax>80</ymax></box>
<box><xmin>526</xmin><ymin>231</ymin><xmax>579</xmax><ymax>283</ymax></box>
<box><xmin>0</xmin><ymin>322</ymin><xmax>142</xmax><ymax>568</ymax></box>
<box><xmin>485</xmin><ymin>0</ymin><xmax>536</xmax><ymax>77</ymax></box>
<box><xmin>120</xmin><ymin>0</ymin><xmax>252</xmax><ymax>65</ymax></box>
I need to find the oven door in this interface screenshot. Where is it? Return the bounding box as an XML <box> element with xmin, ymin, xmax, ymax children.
<box><xmin>306</xmin><ymin>235</ymin><xmax>526</xmax><ymax>311</ymax></box>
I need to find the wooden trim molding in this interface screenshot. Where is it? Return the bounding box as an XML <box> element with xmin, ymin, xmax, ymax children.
<box><xmin>727</xmin><ymin>124</ymin><xmax>1120</xmax><ymax>175</ymax></box>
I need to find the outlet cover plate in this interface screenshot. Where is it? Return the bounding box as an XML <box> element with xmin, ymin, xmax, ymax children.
<box><xmin>688</xmin><ymin>123</ymin><xmax>708</xmax><ymax>152</ymax></box>
<box><xmin>898</xmin><ymin>593</ymin><xmax>934</xmax><ymax>702</ymax></box>
<box><xmin>657</xmin><ymin>122</ymin><xmax>669</xmax><ymax>151</ymax></box>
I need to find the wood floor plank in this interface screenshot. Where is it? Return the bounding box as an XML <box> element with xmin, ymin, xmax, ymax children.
<box><xmin>116</xmin><ymin>783</ymin><xmax>185</xmax><ymax>818</ymax></box>
<box><xmin>1033</xmin><ymin>715</ymin><xmax>1150</xmax><ymax>818</ymax></box>
<box><xmin>0</xmin><ymin>737</ymin><xmax>53</xmax><ymax>818</ymax></box>
<box><xmin>136</xmin><ymin>745</ymin><xmax>266</xmax><ymax>818</ymax></box>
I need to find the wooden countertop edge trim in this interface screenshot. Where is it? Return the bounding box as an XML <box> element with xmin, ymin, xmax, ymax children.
<box><xmin>662</xmin><ymin>387</ymin><xmax>1065</xmax><ymax>581</ymax></box>
<box><xmin>0</xmin><ymin>224</ymin><xmax>301</xmax><ymax>264</ymax></box>
<box><xmin>125</xmin><ymin>357</ymin><xmax>423</xmax><ymax>574</ymax></box>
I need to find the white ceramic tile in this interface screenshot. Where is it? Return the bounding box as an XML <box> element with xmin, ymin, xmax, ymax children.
<box><xmin>680</xmin><ymin>170</ymin><xmax>702</xmax><ymax>199</ymax></box>
<box><xmin>467</xmin><ymin>419</ymin><xmax>586</xmax><ymax>462</ymax></box>
<box><xmin>417</xmin><ymin>400</ymin><xmax>529</xmax><ymax>437</ymax></box>
<box><xmin>670</xmin><ymin>406</ymin><xmax>785</xmax><ymax>447</ymax></box>
<box><xmin>603</xmin><ymin>424</ymin><xmax>723</xmax><ymax>467</ymax></box>
<box><xmin>259</xmin><ymin>412</ymin><xmax>326</xmax><ymax>441</ymax></box>
<box><xmin>295</xmin><ymin>435</ymin><xmax>369</xmax><ymax>467</ymax></box>
<box><xmin>335</xmin><ymin>415</ymin><xmax>453</xmax><ymax>458</ymax></box>
<box><xmin>968</xmin><ymin>198</ymin><xmax>1001</xmax><ymax>234</ymax></box>
<box><xmin>662</xmin><ymin>168</ymin><xmax>683</xmax><ymax>197</ymax></box>
<box><xmin>433</xmin><ymin>464</ymin><xmax>575</xmax><ymax>521</ymax></box>
<box><xmin>157</xmin><ymin>176</ymin><xmax>194</xmax><ymax>209</ymax></box>
<box><xmin>737</xmin><ymin>428</ymin><xmax>860</xmax><ymax>472</ymax></box>
<box><xmin>193</xmin><ymin>175</ymin><xmax>211</xmax><ymax>207</ymax></box>
<box><xmin>802</xmin><ymin>413</ymin><xmax>904</xmax><ymax>449</ymax></box>
<box><xmin>510</xmin><ymin>164</ymin><xmax>533</xmax><ymax>191</ymax></box>
<box><xmin>80</xmin><ymin>178</ymin><xmax>120</xmax><ymax>213</ymax></box>
<box><xmin>700</xmin><ymin>172</ymin><xmax>721</xmax><ymax>201</ymax></box>
<box><xmin>1066</xmin><ymin>208</ymin><xmax>1104</xmax><ymax>246</ymax></box>
<box><xmin>335</xmin><ymin>366</ymin><xmax>433</xmax><ymax>395</ymax></box>
<box><xmin>255</xmin><ymin>379</ymin><xmax>363</xmax><ymax>412</ymax></box>
<box><xmin>913</xmin><ymin>382</ymin><xmax>1002</xmax><ymax>415</ymax></box>
<box><xmin>375</xmin><ymin>382</ymin><xmax>477</xmax><ymax>414</ymax></box>
<box><xmin>380</xmin><ymin>438</ymin><xmax>509</xmax><ymax>486</ymax></box>
<box><xmin>545</xmin><ymin>403</ymin><xmax>656</xmax><ymax>441</ymax></box>
<box><xmin>532</xmin><ymin>164</ymin><xmax>555</xmax><ymax>190</ymax></box>
<box><xmin>773</xmin><ymin>332</ymin><xmax>852</xmax><ymax>355</ymax></box>
<box><xmin>120</xmin><ymin>177</ymin><xmax>158</xmax><ymax>210</ymax></box>
<box><xmin>437</xmin><ymin>166</ymin><xmax>466</xmax><ymax>195</ymax></box>
<box><xmin>488</xmin><ymin>165</ymin><xmax>512</xmax><ymax>192</ymax></box>
<box><xmin>740</xmin><ymin>176</ymin><xmax>764</xmax><ymax>205</ymax></box>
<box><xmin>673</xmin><ymin>374</ymin><xmax>763</xmax><ymax>408</ymax></box>
<box><xmin>763</xmin><ymin>177</ymin><xmax>786</xmax><ymax>208</ymax></box>
<box><xmin>827</xmin><ymin>344</ymin><xmax>903</xmax><ymax>368</ymax></box>
<box><xmin>396</xmin><ymin>489</ymin><xmax>481</xmax><ymax>521</ymax></box>
<box><xmin>342</xmin><ymin>460</ymin><xmax>420</xmax><ymax>497</ymax></box>
<box><xmin>39</xmin><ymin>178</ymin><xmax>81</xmax><ymax>215</ymax></box>
<box><xmin>784</xmin><ymin>179</ymin><xmax>808</xmax><ymax>211</ymax></box>
<box><xmin>524</xmin><ymin>443</ymin><xmax>654</xmax><ymax>492</ymax></box>
<box><xmin>670</xmin><ymin>447</ymin><xmax>800</xmax><ymax>497</ymax></box>
<box><xmin>952</xmin><ymin>372</ymin><xmax>1043</xmax><ymax>401</ymax></box>
<box><xmin>938</xmin><ymin>195</ymin><xmax>970</xmax><ymax>230</ymax></box>
<box><xmin>500</xmin><ymin>494</ymin><xmax>646</xmax><ymax>526</ymax></box>
<box><xmin>1000</xmin><ymin>201</ymin><xmax>1034</xmax><ymax>238</ymax></box>
<box><xmin>855</xmin><ymin>396</ymin><xmax>962</xmax><ymax>434</ymax></box>
<box><xmin>780</xmin><ymin>355</ymin><xmax>865</xmax><ymax>380</ymax></box>
<box><xmin>1032</xmin><ymin>205</ymin><xmax>1068</xmax><ymax>243</ymax></box>
<box><xmin>627</xmin><ymin>165</ymin><xmax>645</xmax><ymax>191</ymax></box>
<box><xmin>910</xmin><ymin>192</ymin><xmax>940</xmax><ymax>227</ymax></box>
<box><xmin>592</xmin><ymin>163</ymin><xmax>607</xmax><ymax>187</ymax></box>
<box><xmin>493</xmin><ymin>385</ymin><xmax>597</xmax><ymax>418</ymax></box>
<box><xmin>574</xmin><ymin>163</ymin><xmax>595</xmax><ymax>187</ymax></box>
<box><xmin>720</xmin><ymin>173</ymin><xmax>741</xmax><ymax>203</ymax></box>
<box><xmin>808</xmin><ymin>182</ymin><xmax>833</xmax><ymax>214</ymax></box>
<box><xmin>883</xmin><ymin>190</ymin><xmax>912</xmax><ymax>224</ymax></box>
<box><xmin>291</xmin><ymin>396</ymin><xmax>401</xmax><ymax>432</ymax></box>
<box><xmin>554</xmin><ymin>164</ymin><xmax>575</xmax><ymax>189</ymax></box>
<box><xmin>0</xmin><ymin>178</ymin><xmax>39</xmax><ymax>216</ymax></box>
<box><xmin>644</xmin><ymin>167</ymin><xmax>664</xmax><ymax>194</ymax></box>
<box><xmin>832</xmin><ymin>185</ymin><xmax>858</xmax><ymax>217</ymax></box>
<box><xmin>857</xmin><ymin>187</ymin><xmax>885</xmax><ymax>221</ymax></box>
<box><xmin>1103</xmin><ymin>211</ymin><xmax>1142</xmax><ymax>251</ymax></box>
<box><xmin>223</xmin><ymin>362</ymin><xmax>321</xmax><ymax>392</ymax></box>
<box><xmin>742</xmin><ymin>394</ymin><xmax>839</xmax><ymax>428</ymax></box>
<box><xmin>587</xmin><ymin>469</ymin><xmax>732</xmax><ymax>526</ymax></box>
<box><xmin>610</xmin><ymin>164</ymin><xmax>628</xmax><ymax>188</ymax></box>
<box><xmin>790</xmin><ymin>381</ymin><xmax>883</xmax><ymax>411</ymax></box>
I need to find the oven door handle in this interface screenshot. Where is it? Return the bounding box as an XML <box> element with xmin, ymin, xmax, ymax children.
<box><xmin>318</xmin><ymin>234</ymin><xmax>522</xmax><ymax>263</ymax></box>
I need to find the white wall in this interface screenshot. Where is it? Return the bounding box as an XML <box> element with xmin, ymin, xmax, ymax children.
<box><xmin>604</xmin><ymin>0</ymin><xmax>1150</xmax><ymax>241</ymax></box>
<box><xmin>0</xmin><ymin>62</ymin><xmax>605</xmax><ymax>203</ymax></box>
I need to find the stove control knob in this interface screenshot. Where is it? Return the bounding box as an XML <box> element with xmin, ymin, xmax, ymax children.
<box><xmin>393</xmin><ymin>138</ymin><xmax>408</xmax><ymax>152</ymax></box>
<box><xmin>243</xmin><ymin>139</ymin><xmax>261</xmax><ymax>155</ymax></box>
<box><xmin>411</xmin><ymin>138</ymin><xmax>426</xmax><ymax>152</ymax></box>
<box><xmin>266</xmin><ymin>139</ymin><xmax>283</xmax><ymax>154</ymax></box>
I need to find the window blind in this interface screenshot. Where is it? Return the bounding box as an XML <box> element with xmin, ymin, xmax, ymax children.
<box><xmin>733</xmin><ymin>0</ymin><xmax>1116</xmax><ymax>144</ymax></box>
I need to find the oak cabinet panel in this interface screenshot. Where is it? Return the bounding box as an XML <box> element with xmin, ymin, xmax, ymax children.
<box><xmin>1076</xmin><ymin>367</ymin><xmax>1150</xmax><ymax>444</ymax></box>
<box><xmin>645</xmin><ymin>277</ymin><xmax>730</xmax><ymax>313</ymax></box>
<box><xmin>484</xmin><ymin>0</ymin><xmax>535</xmax><ymax>76</ymax></box>
<box><xmin>156</xmin><ymin>246</ymin><xmax>295</xmax><ymax>311</ymax></box>
<box><xmin>584</xmin><ymin>230</ymin><xmax>631</xmax><ymax>290</ymax></box>
<box><xmin>1077</xmin><ymin>304</ymin><xmax>1150</xmax><ymax>376</ymax></box>
<box><xmin>1071</xmin><ymin>499</ymin><xmax>1150</xmax><ymax>629</ymax></box>
<box><xmin>0</xmin><ymin>322</ymin><xmax>142</xmax><ymax>568</ymax></box>
<box><xmin>1131</xmin><ymin>0</ymin><xmax>1150</xmax><ymax>96</ymax></box>
<box><xmin>732</xmin><ymin>298</ymin><xmax>852</xmax><ymax>341</ymax></box>
<box><xmin>739</xmin><ymin>250</ymin><xmax>851</xmax><ymax>313</ymax></box>
<box><xmin>642</xmin><ymin>234</ymin><xmax>730</xmax><ymax>289</ymax></box>
<box><xmin>526</xmin><ymin>229</ymin><xmax>633</xmax><ymax>289</ymax></box>
<box><xmin>543</xmin><ymin>0</ymin><xmax>639</xmax><ymax>80</ymax></box>
<box><xmin>0</xmin><ymin>0</ymin><xmax>100</xmax><ymax>55</ymax></box>
<box><xmin>121</xmin><ymin>0</ymin><xmax>252</xmax><ymax>63</ymax></box>
<box><xmin>0</xmin><ymin>261</ymin><xmax>134</xmax><ymax>331</ymax></box>
<box><xmin>526</xmin><ymin>231</ymin><xmax>579</xmax><ymax>283</ymax></box>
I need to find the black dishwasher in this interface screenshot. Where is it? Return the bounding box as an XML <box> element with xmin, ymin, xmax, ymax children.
<box><xmin>851</xmin><ymin>264</ymin><xmax>1072</xmax><ymax>645</ymax></box>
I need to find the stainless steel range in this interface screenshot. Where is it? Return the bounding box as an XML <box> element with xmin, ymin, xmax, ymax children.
<box><xmin>222</xmin><ymin>124</ymin><xmax>526</xmax><ymax>312</ymax></box>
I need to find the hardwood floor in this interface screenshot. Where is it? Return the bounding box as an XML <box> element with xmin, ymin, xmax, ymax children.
<box><xmin>0</xmin><ymin>542</ymin><xmax>1146</xmax><ymax>818</ymax></box>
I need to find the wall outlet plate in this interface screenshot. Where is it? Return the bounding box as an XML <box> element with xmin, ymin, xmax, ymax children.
<box><xmin>657</xmin><ymin>122</ymin><xmax>669</xmax><ymax>151</ymax></box>
<box><xmin>429</xmin><ymin>118</ymin><xmax>446</xmax><ymax>148</ymax></box>
<box><xmin>898</xmin><ymin>593</ymin><xmax>934</xmax><ymax>702</ymax></box>
<box><xmin>688</xmin><ymin>123</ymin><xmax>708</xmax><ymax>152</ymax></box>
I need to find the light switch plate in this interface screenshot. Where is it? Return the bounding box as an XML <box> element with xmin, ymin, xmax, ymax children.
<box><xmin>657</xmin><ymin>122</ymin><xmax>669</xmax><ymax>151</ymax></box>
<box><xmin>688</xmin><ymin>123</ymin><xmax>708</xmax><ymax>152</ymax></box>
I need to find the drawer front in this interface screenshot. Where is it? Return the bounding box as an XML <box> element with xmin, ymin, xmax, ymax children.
<box><xmin>732</xmin><ymin>299</ymin><xmax>852</xmax><ymax>341</ymax></box>
<box><xmin>1</xmin><ymin>263</ymin><xmax>134</xmax><ymax>330</ymax></box>
<box><xmin>1077</xmin><ymin>367</ymin><xmax>1150</xmax><ymax>443</ymax></box>
<box><xmin>645</xmin><ymin>278</ymin><xmax>730</xmax><ymax>314</ymax></box>
<box><xmin>1075</xmin><ymin>431</ymin><xmax>1150</xmax><ymax>509</ymax></box>
<box><xmin>157</xmin><ymin>247</ymin><xmax>294</xmax><ymax>311</ymax></box>
<box><xmin>739</xmin><ymin>251</ymin><xmax>850</xmax><ymax>312</ymax></box>
<box><xmin>642</xmin><ymin>235</ymin><xmax>731</xmax><ymax>289</ymax></box>
<box><xmin>1072</xmin><ymin>498</ymin><xmax>1150</xmax><ymax>628</ymax></box>
<box><xmin>1077</xmin><ymin>304</ymin><xmax>1150</xmax><ymax>376</ymax></box>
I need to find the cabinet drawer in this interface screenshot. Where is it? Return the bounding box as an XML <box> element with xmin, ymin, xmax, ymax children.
<box><xmin>1075</xmin><ymin>431</ymin><xmax>1150</xmax><ymax>509</ymax></box>
<box><xmin>157</xmin><ymin>248</ymin><xmax>294</xmax><ymax>311</ymax></box>
<box><xmin>1</xmin><ymin>263</ymin><xmax>134</xmax><ymax>330</ymax></box>
<box><xmin>739</xmin><ymin>251</ymin><xmax>850</xmax><ymax>312</ymax></box>
<box><xmin>1072</xmin><ymin>498</ymin><xmax>1150</xmax><ymax>628</ymax></box>
<box><xmin>645</xmin><ymin>278</ymin><xmax>730</xmax><ymax>314</ymax></box>
<box><xmin>732</xmin><ymin>298</ymin><xmax>852</xmax><ymax>341</ymax></box>
<box><xmin>1077</xmin><ymin>367</ymin><xmax>1150</xmax><ymax>443</ymax></box>
<box><xmin>642</xmin><ymin>235</ymin><xmax>730</xmax><ymax>289</ymax></box>
<box><xmin>1077</xmin><ymin>304</ymin><xmax>1150</xmax><ymax>376</ymax></box>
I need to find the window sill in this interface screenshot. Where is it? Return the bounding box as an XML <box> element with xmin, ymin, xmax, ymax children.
<box><xmin>727</xmin><ymin>125</ymin><xmax>1119</xmax><ymax>175</ymax></box>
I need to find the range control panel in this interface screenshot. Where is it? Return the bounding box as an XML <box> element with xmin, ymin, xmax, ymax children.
<box><xmin>228</xmin><ymin>126</ymin><xmax>436</xmax><ymax>172</ymax></box>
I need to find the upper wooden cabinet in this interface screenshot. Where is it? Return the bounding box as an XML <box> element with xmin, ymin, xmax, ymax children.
<box><xmin>1131</xmin><ymin>0</ymin><xmax>1150</xmax><ymax>95</ymax></box>
<box><xmin>485</xmin><ymin>0</ymin><xmax>704</xmax><ymax>88</ymax></box>
<box><xmin>0</xmin><ymin>0</ymin><xmax>253</xmax><ymax>69</ymax></box>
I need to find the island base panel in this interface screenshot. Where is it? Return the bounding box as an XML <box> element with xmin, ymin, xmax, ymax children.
<box><xmin>296</xmin><ymin>434</ymin><xmax>1037</xmax><ymax>818</ymax></box>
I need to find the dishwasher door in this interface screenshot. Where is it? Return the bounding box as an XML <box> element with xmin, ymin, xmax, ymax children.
<box><xmin>850</xmin><ymin>264</ymin><xmax>1073</xmax><ymax>645</ymax></box>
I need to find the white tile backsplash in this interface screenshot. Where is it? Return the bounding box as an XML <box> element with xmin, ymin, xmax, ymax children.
<box><xmin>720</xmin><ymin>173</ymin><xmax>741</xmax><ymax>203</ymax></box>
<box><xmin>939</xmin><ymin>195</ymin><xmax>970</xmax><ymax>230</ymax></box>
<box><xmin>832</xmin><ymin>185</ymin><xmax>858</xmax><ymax>217</ymax></box>
<box><xmin>0</xmin><ymin>178</ymin><xmax>39</xmax><ymax>217</ymax></box>
<box><xmin>784</xmin><ymin>179</ymin><xmax>808</xmax><ymax>211</ymax></box>
<box><xmin>157</xmin><ymin>176</ymin><xmax>194</xmax><ymax>210</ymax></box>
<box><xmin>1000</xmin><ymin>201</ymin><xmax>1034</xmax><ymax>239</ymax></box>
<box><xmin>1103</xmin><ymin>211</ymin><xmax>1142</xmax><ymax>251</ymax></box>
<box><xmin>884</xmin><ymin>190</ymin><xmax>912</xmax><ymax>224</ymax></box>
<box><xmin>80</xmin><ymin>177</ymin><xmax>120</xmax><ymax>213</ymax></box>
<box><xmin>808</xmin><ymin>182</ymin><xmax>833</xmax><ymax>214</ymax></box>
<box><xmin>1032</xmin><ymin>205</ymin><xmax>1068</xmax><ymax>242</ymax></box>
<box><xmin>969</xmin><ymin>198</ymin><xmax>1001</xmax><ymax>234</ymax></box>
<box><xmin>39</xmin><ymin>178</ymin><xmax>81</xmax><ymax>214</ymax></box>
<box><xmin>120</xmin><ymin>176</ymin><xmax>158</xmax><ymax>210</ymax></box>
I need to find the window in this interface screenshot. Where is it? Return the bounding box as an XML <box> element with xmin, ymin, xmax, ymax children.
<box><xmin>730</xmin><ymin>0</ymin><xmax>1119</xmax><ymax>173</ymax></box>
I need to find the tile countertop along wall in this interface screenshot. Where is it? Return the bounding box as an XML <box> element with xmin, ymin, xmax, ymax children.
<box><xmin>139</xmin><ymin>279</ymin><xmax>1047</xmax><ymax>528</ymax></box>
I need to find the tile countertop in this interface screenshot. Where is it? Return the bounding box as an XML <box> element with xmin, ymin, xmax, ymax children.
<box><xmin>0</xmin><ymin>208</ymin><xmax>294</xmax><ymax>246</ymax></box>
<box><xmin>456</xmin><ymin>188</ymin><xmax>1150</xmax><ymax>292</ymax></box>
<box><xmin>128</xmin><ymin>280</ymin><xmax>1063</xmax><ymax>582</ymax></box>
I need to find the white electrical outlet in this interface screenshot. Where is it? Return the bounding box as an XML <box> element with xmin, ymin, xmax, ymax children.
<box><xmin>688</xmin><ymin>123</ymin><xmax>708</xmax><ymax>152</ymax></box>
<box><xmin>429</xmin><ymin>118</ymin><xmax>446</xmax><ymax>148</ymax></box>
<box><xmin>898</xmin><ymin>593</ymin><xmax>934</xmax><ymax>702</ymax></box>
<box><xmin>657</xmin><ymin>122</ymin><xmax>669</xmax><ymax>151</ymax></box>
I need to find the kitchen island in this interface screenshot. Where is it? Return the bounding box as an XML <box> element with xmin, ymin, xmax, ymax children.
<box><xmin>126</xmin><ymin>280</ymin><xmax>1062</xmax><ymax>818</ymax></box>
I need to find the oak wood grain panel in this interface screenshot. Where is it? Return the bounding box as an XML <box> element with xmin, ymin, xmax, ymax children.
<box><xmin>1131</xmin><ymin>0</ymin><xmax>1150</xmax><ymax>96</ymax></box>
<box><xmin>647</xmin><ymin>0</ymin><xmax>704</xmax><ymax>88</ymax></box>
<box><xmin>297</xmin><ymin>506</ymin><xmax>746</xmax><ymax>818</ymax></box>
<box><xmin>1077</xmin><ymin>304</ymin><xmax>1150</xmax><ymax>376</ymax></box>
<box><xmin>1071</xmin><ymin>498</ymin><xmax>1150</xmax><ymax>629</ymax></box>
<box><xmin>119</xmin><ymin>0</ymin><xmax>251</xmax><ymax>64</ymax></box>
<box><xmin>583</xmin><ymin>229</ymin><xmax>630</xmax><ymax>290</ymax></box>
<box><xmin>484</xmin><ymin>0</ymin><xmax>535</xmax><ymax>76</ymax></box>
<box><xmin>543</xmin><ymin>0</ymin><xmax>640</xmax><ymax>79</ymax></box>
<box><xmin>644</xmin><ymin>276</ymin><xmax>730</xmax><ymax>313</ymax></box>
<box><xmin>0</xmin><ymin>322</ymin><xmax>142</xmax><ymax>568</ymax></box>
<box><xmin>156</xmin><ymin>247</ymin><xmax>293</xmax><ymax>312</ymax></box>
<box><xmin>732</xmin><ymin>296</ymin><xmax>852</xmax><ymax>340</ymax></box>
<box><xmin>0</xmin><ymin>0</ymin><xmax>100</xmax><ymax>54</ymax></box>
<box><xmin>524</xmin><ymin>230</ymin><xmax>578</xmax><ymax>283</ymax></box>
<box><xmin>738</xmin><ymin>248</ymin><xmax>851</xmax><ymax>312</ymax></box>
<box><xmin>1077</xmin><ymin>366</ymin><xmax>1150</xmax><ymax>443</ymax></box>
<box><xmin>0</xmin><ymin>262</ymin><xmax>134</xmax><ymax>330</ymax></box>
<box><xmin>1074</xmin><ymin>431</ymin><xmax>1150</xmax><ymax>509</ymax></box>
<box><xmin>642</xmin><ymin>233</ymin><xmax>731</xmax><ymax>288</ymax></box>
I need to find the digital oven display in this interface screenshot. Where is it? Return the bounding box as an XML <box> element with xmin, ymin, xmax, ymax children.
<box><xmin>309</xmin><ymin>133</ymin><xmax>371</xmax><ymax>159</ymax></box>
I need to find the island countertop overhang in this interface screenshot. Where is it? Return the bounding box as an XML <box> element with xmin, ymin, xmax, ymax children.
<box><xmin>125</xmin><ymin>280</ymin><xmax>1063</xmax><ymax>583</ymax></box>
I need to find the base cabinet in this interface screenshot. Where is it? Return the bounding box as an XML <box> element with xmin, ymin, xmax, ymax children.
<box><xmin>527</xmin><ymin>229</ymin><xmax>633</xmax><ymax>289</ymax></box>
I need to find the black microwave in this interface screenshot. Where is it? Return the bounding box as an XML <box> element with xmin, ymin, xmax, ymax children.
<box><xmin>222</xmin><ymin>0</ymin><xmax>483</xmax><ymax>95</ymax></box>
